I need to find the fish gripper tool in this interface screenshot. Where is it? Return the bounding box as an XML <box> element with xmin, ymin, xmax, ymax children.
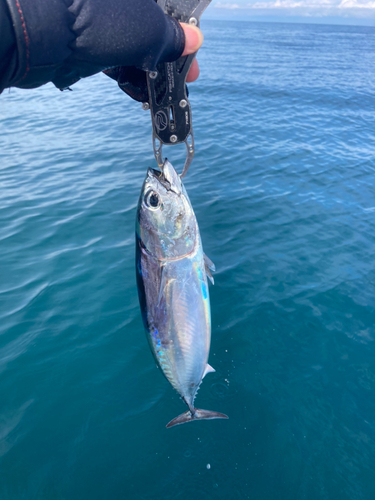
<box><xmin>145</xmin><ymin>0</ymin><xmax>212</xmax><ymax>178</ymax></box>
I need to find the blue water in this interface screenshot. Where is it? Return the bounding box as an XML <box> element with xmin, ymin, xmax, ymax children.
<box><xmin>1</xmin><ymin>20</ymin><xmax>375</xmax><ymax>499</ymax></box>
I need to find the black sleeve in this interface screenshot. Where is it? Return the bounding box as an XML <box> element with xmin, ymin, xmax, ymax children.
<box><xmin>0</xmin><ymin>0</ymin><xmax>185</xmax><ymax>92</ymax></box>
<box><xmin>0</xmin><ymin>0</ymin><xmax>17</xmax><ymax>90</ymax></box>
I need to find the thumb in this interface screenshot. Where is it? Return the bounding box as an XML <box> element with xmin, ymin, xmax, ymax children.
<box><xmin>181</xmin><ymin>23</ymin><xmax>204</xmax><ymax>56</ymax></box>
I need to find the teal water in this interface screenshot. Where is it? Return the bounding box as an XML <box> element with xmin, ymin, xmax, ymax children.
<box><xmin>1</xmin><ymin>20</ymin><xmax>375</xmax><ymax>499</ymax></box>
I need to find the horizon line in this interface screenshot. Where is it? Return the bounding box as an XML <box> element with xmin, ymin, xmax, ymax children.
<box><xmin>204</xmin><ymin>14</ymin><xmax>375</xmax><ymax>27</ymax></box>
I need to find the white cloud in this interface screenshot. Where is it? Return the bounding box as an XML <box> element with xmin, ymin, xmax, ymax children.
<box><xmin>216</xmin><ymin>2</ymin><xmax>241</xmax><ymax>7</ymax></box>
<box><xmin>338</xmin><ymin>0</ymin><xmax>375</xmax><ymax>7</ymax></box>
<box><xmin>215</xmin><ymin>0</ymin><xmax>375</xmax><ymax>11</ymax></box>
<box><xmin>243</xmin><ymin>0</ymin><xmax>333</xmax><ymax>8</ymax></box>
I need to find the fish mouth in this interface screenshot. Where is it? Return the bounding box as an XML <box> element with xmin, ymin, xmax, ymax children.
<box><xmin>147</xmin><ymin>159</ymin><xmax>182</xmax><ymax>195</ymax></box>
<box><xmin>148</xmin><ymin>168</ymin><xmax>161</xmax><ymax>177</ymax></box>
<box><xmin>147</xmin><ymin>167</ymin><xmax>171</xmax><ymax>191</ymax></box>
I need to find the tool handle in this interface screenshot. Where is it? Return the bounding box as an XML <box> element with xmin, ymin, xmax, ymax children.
<box><xmin>146</xmin><ymin>0</ymin><xmax>212</xmax><ymax>177</ymax></box>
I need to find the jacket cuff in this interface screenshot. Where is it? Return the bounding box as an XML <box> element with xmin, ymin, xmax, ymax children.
<box><xmin>4</xmin><ymin>0</ymin><xmax>75</xmax><ymax>88</ymax></box>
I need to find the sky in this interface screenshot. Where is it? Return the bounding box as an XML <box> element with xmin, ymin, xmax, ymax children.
<box><xmin>206</xmin><ymin>0</ymin><xmax>375</xmax><ymax>25</ymax></box>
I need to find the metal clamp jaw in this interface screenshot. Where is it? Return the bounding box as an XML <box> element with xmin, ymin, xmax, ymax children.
<box><xmin>145</xmin><ymin>0</ymin><xmax>212</xmax><ymax>178</ymax></box>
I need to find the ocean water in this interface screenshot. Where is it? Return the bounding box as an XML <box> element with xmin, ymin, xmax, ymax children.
<box><xmin>1</xmin><ymin>20</ymin><xmax>375</xmax><ymax>500</ymax></box>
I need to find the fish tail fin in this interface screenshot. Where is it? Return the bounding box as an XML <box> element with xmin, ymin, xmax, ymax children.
<box><xmin>166</xmin><ymin>409</ymin><xmax>229</xmax><ymax>429</ymax></box>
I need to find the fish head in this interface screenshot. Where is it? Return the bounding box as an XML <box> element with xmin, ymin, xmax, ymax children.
<box><xmin>136</xmin><ymin>160</ymin><xmax>197</xmax><ymax>260</ymax></box>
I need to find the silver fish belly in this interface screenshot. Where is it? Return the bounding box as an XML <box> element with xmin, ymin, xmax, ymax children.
<box><xmin>136</xmin><ymin>160</ymin><xmax>228</xmax><ymax>428</ymax></box>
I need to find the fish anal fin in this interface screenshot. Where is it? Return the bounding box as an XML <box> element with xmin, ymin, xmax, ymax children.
<box><xmin>166</xmin><ymin>409</ymin><xmax>228</xmax><ymax>428</ymax></box>
<box><xmin>203</xmin><ymin>363</ymin><xmax>215</xmax><ymax>378</ymax></box>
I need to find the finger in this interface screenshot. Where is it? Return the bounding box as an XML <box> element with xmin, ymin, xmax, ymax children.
<box><xmin>180</xmin><ymin>23</ymin><xmax>204</xmax><ymax>56</ymax></box>
<box><xmin>186</xmin><ymin>58</ymin><xmax>200</xmax><ymax>83</ymax></box>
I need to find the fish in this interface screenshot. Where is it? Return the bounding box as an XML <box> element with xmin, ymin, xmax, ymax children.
<box><xmin>136</xmin><ymin>159</ymin><xmax>228</xmax><ymax>428</ymax></box>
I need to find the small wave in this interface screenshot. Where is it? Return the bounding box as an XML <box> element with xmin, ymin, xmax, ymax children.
<box><xmin>0</xmin><ymin>400</ymin><xmax>34</xmax><ymax>458</ymax></box>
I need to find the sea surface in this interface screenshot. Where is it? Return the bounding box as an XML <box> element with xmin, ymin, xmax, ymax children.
<box><xmin>1</xmin><ymin>20</ymin><xmax>375</xmax><ymax>500</ymax></box>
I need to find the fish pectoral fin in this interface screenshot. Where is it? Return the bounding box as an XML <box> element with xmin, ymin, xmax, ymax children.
<box><xmin>157</xmin><ymin>266</ymin><xmax>166</xmax><ymax>307</ymax></box>
<box><xmin>166</xmin><ymin>408</ymin><xmax>228</xmax><ymax>428</ymax></box>
<box><xmin>157</xmin><ymin>265</ymin><xmax>175</xmax><ymax>307</ymax></box>
<box><xmin>204</xmin><ymin>253</ymin><xmax>216</xmax><ymax>272</ymax></box>
<box><xmin>204</xmin><ymin>254</ymin><xmax>215</xmax><ymax>285</ymax></box>
<box><xmin>203</xmin><ymin>363</ymin><xmax>215</xmax><ymax>378</ymax></box>
<box><xmin>205</xmin><ymin>264</ymin><xmax>214</xmax><ymax>285</ymax></box>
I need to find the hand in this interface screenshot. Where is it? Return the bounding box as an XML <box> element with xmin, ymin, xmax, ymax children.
<box><xmin>4</xmin><ymin>0</ymin><xmax>205</xmax><ymax>92</ymax></box>
<box><xmin>180</xmin><ymin>24</ymin><xmax>204</xmax><ymax>83</ymax></box>
<box><xmin>105</xmin><ymin>20</ymin><xmax>205</xmax><ymax>102</ymax></box>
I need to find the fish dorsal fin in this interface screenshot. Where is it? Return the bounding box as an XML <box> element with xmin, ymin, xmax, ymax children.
<box><xmin>203</xmin><ymin>364</ymin><xmax>216</xmax><ymax>378</ymax></box>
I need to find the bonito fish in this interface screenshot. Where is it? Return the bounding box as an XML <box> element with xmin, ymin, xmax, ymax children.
<box><xmin>136</xmin><ymin>160</ymin><xmax>228</xmax><ymax>428</ymax></box>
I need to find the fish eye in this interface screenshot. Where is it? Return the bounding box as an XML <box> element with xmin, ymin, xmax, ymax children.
<box><xmin>149</xmin><ymin>193</ymin><xmax>159</xmax><ymax>207</ymax></box>
<box><xmin>144</xmin><ymin>190</ymin><xmax>161</xmax><ymax>210</ymax></box>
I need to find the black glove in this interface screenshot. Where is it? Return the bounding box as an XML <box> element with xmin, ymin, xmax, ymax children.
<box><xmin>103</xmin><ymin>66</ymin><xmax>150</xmax><ymax>103</ymax></box>
<box><xmin>1</xmin><ymin>0</ymin><xmax>185</xmax><ymax>92</ymax></box>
